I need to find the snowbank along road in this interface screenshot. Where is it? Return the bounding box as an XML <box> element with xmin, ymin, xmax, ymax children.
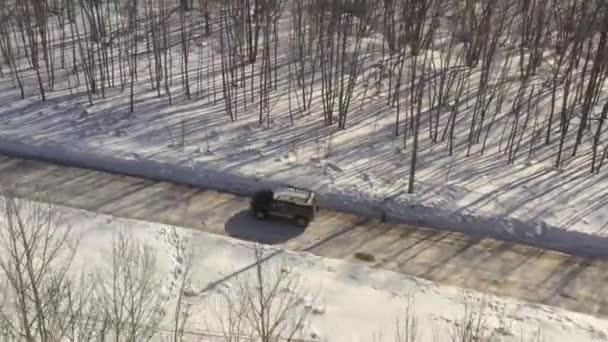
<box><xmin>1</xmin><ymin>155</ymin><xmax>608</xmax><ymax>319</ymax></box>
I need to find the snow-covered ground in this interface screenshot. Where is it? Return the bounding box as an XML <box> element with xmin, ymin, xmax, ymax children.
<box><xmin>1</xmin><ymin>7</ymin><xmax>608</xmax><ymax>259</ymax></box>
<box><xmin>3</xmin><ymin>199</ymin><xmax>601</xmax><ymax>342</ymax></box>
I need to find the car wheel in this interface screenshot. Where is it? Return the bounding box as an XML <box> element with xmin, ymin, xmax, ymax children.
<box><xmin>255</xmin><ymin>210</ymin><xmax>266</xmax><ymax>220</ymax></box>
<box><xmin>296</xmin><ymin>217</ymin><xmax>309</xmax><ymax>227</ymax></box>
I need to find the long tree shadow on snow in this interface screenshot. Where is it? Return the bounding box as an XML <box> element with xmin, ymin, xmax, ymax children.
<box><xmin>225</xmin><ymin>209</ymin><xmax>305</xmax><ymax>245</ymax></box>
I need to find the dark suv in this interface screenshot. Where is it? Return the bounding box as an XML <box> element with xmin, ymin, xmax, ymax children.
<box><xmin>250</xmin><ymin>186</ymin><xmax>319</xmax><ymax>226</ymax></box>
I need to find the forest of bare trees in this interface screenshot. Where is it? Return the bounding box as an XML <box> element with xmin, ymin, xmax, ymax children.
<box><xmin>1</xmin><ymin>0</ymin><xmax>608</xmax><ymax>192</ymax></box>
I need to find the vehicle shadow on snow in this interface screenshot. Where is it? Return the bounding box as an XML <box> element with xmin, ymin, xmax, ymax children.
<box><xmin>225</xmin><ymin>210</ymin><xmax>305</xmax><ymax>245</ymax></box>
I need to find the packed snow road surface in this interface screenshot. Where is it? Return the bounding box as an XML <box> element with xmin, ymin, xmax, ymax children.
<box><xmin>1</xmin><ymin>155</ymin><xmax>607</xmax><ymax>319</ymax></box>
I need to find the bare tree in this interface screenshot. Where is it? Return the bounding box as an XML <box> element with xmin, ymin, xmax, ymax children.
<box><xmin>573</xmin><ymin>6</ymin><xmax>608</xmax><ymax>156</ymax></box>
<box><xmin>171</xmin><ymin>233</ymin><xmax>193</xmax><ymax>342</ymax></box>
<box><xmin>448</xmin><ymin>299</ymin><xmax>492</xmax><ymax>342</ymax></box>
<box><xmin>218</xmin><ymin>2</ymin><xmax>242</xmax><ymax>122</ymax></box>
<box><xmin>443</xmin><ymin>69</ymin><xmax>471</xmax><ymax>156</ymax></box>
<box><xmin>209</xmin><ymin>245</ymin><xmax>314</xmax><ymax>341</ymax></box>
<box><xmin>394</xmin><ymin>297</ymin><xmax>418</xmax><ymax>342</ymax></box>
<box><xmin>407</xmin><ymin>49</ymin><xmax>430</xmax><ymax>193</ymax></box>
<box><xmin>258</xmin><ymin>0</ymin><xmax>285</xmax><ymax>125</ymax></box>
<box><xmin>591</xmin><ymin>101</ymin><xmax>608</xmax><ymax>173</ymax></box>
<box><xmin>0</xmin><ymin>192</ymin><xmax>199</xmax><ymax>341</ymax></box>
<box><xmin>317</xmin><ymin>0</ymin><xmax>376</xmax><ymax>128</ymax></box>
<box><xmin>466</xmin><ymin>0</ymin><xmax>509</xmax><ymax>156</ymax></box>
<box><xmin>291</xmin><ymin>0</ymin><xmax>320</xmax><ymax>113</ymax></box>
<box><xmin>146</xmin><ymin>0</ymin><xmax>165</xmax><ymax>97</ymax></box>
<box><xmin>555</xmin><ymin>53</ymin><xmax>577</xmax><ymax>169</ymax></box>
<box><xmin>0</xmin><ymin>194</ymin><xmax>80</xmax><ymax>341</ymax></box>
<box><xmin>0</xmin><ymin>10</ymin><xmax>24</xmax><ymax>99</ymax></box>
<box><xmin>19</xmin><ymin>0</ymin><xmax>47</xmax><ymax>100</ymax></box>
<box><xmin>428</xmin><ymin>34</ymin><xmax>462</xmax><ymax>142</ymax></box>
<box><xmin>97</xmin><ymin>232</ymin><xmax>167</xmax><ymax>341</ymax></box>
<box><xmin>180</xmin><ymin>0</ymin><xmax>191</xmax><ymax>99</ymax></box>
<box><xmin>518</xmin><ymin>0</ymin><xmax>550</xmax><ymax>78</ymax></box>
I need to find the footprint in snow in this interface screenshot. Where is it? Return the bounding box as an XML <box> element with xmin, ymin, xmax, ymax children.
<box><xmin>312</xmin><ymin>306</ymin><xmax>326</xmax><ymax>315</ymax></box>
<box><xmin>590</xmin><ymin>329</ymin><xmax>607</xmax><ymax>340</ymax></box>
<box><xmin>113</xmin><ymin>129</ymin><xmax>128</xmax><ymax>137</ymax></box>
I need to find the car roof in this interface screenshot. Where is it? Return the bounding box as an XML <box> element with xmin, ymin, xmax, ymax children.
<box><xmin>273</xmin><ymin>186</ymin><xmax>314</xmax><ymax>205</ymax></box>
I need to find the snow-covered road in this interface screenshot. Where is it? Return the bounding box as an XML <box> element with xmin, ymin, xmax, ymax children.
<box><xmin>1</xmin><ymin>154</ymin><xmax>608</xmax><ymax>321</ymax></box>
